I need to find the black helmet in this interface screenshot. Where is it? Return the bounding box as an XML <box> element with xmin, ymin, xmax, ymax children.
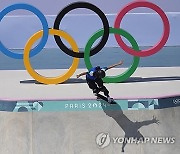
<box><xmin>95</xmin><ymin>70</ymin><xmax>106</xmax><ymax>78</ymax></box>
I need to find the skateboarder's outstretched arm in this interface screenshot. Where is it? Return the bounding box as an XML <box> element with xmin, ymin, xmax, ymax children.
<box><xmin>76</xmin><ymin>71</ymin><xmax>87</xmax><ymax>78</ymax></box>
<box><xmin>106</xmin><ymin>60</ymin><xmax>123</xmax><ymax>70</ymax></box>
<box><xmin>76</xmin><ymin>60</ymin><xmax>123</xmax><ymax>78</ymax></box>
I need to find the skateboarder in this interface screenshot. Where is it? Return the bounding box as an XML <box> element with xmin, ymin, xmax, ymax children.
<box><xmin>76</xmin><ymin>61</ymin><xmax>123</xmax><ymax>103</ymax></box>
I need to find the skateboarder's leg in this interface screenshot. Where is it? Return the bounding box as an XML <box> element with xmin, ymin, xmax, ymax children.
<box><xmin>95</xmin><ymin>78</ymin><xmax>110</xmax><ymax>97</ymax></box>
<box><xmin>86</xmin><ymin>78</ymin><xmax>100</xmax><ymax>96</ymax></box>
<box><xmin>95</xmin><ymin>78</ymin><xmax>115</xmax><ymax>103</ymax></box>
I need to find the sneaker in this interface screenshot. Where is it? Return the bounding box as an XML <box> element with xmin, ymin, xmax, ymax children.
<box><xmin>94</xmin><ymin>93</ymin><xmax>98</xmax><ymax>97</ymax></box>
<box><xmin>107</xmin><ymin>97</ymin><xmax>113</xmax><ymax>103</ymax></box>
<box><xmin>96</xmin><ymin>96</ymin><xmax>101</xmax><ymax>100</ymax></box>
<box><xmin>107</xmin><ymin>97</ymin><xmax>116</xmax><ymax>104</ymax></box>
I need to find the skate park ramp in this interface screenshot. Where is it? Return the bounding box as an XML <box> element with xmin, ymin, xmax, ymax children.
<box><xmin>0</xmin><ymin>67</ymin><xmax>180</xmax><ymax>154</ymax></box>
<box><xmin>0</xmin><ymin>96</ymin><xmax>180</xmax><ymax>154</ymax></box>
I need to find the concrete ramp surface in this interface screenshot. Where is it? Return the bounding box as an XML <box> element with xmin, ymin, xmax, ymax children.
<box><xmin>0</xmin><ymin>98</ymin><xmax>180</xmax><ymax>154</ymax></box>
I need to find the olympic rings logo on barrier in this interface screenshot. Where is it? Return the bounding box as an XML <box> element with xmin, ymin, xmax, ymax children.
<box><xmin>0</xmin><ymin>1</ymin><xmax>170</xmax><ymax>84</ymax></box>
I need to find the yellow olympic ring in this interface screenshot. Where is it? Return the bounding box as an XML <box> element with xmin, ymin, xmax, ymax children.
<box><xmin>23</xmin><ymin>29</ymin><xmax>79</xmax><ymax>84</ymax></box>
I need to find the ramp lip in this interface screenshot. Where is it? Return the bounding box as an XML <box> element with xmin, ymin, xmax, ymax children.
<box><xmin>0</xmin><ymin>93</ymin><xmax>180</xmax><ymax>102</ymax></box>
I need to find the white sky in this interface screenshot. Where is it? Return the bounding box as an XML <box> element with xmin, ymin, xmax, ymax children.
<box><xmin>1</xmin><ymin>0</ymin><xmax>180</xmax><ymax>16</ymax></box>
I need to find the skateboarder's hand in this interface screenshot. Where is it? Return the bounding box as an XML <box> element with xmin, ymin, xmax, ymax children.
<box><xmin>76</xmin><ymin>74</ymin><xmax>80</xmax><ymax>78</ymax></box>
<box><xmin>152</xmin><ymin>116</ymin><xmax>160</xmax><ymax>125</ymax></box>
<box><xmin>119</xmin><ymin>60</ymin><xmax>123</xmax><ymax>65</ymax></box>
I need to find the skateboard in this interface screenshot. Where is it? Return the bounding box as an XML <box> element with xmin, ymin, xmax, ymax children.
<box><xmin>96</xmin><ymin>94</ymin><xmax>116</xmax><ymax>104</ymax></box>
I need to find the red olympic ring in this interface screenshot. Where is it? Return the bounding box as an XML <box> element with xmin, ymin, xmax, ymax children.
<box><xmin>114</xmin><ymin>1</ymin><xmax>170</xmax><ymax>57</ymax></box>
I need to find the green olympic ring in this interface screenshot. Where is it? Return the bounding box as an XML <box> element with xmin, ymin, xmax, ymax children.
<box><xmin>84</xmin><ymin>27</ymin><xmax>140</xmax><ymax>83</ymax></box>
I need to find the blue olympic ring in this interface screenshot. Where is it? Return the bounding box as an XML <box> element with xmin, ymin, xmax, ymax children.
<box><xmin>0</xmin><ymin>3</ymin><xmax>49</xmax><ymax>59</ymax></box>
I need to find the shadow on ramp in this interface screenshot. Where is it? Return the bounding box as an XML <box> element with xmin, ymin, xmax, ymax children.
<box><xmin>124</xmin><ymin>76</ymin><xmax>180</xmax><ymax>83</ymax></box>
<box><xmin>20</xmin><ymin>76</ymin><xmax>180</xmax><ymax>85</ymax></box>
<box><xmin>99</xmin><ymin>99</ymin><xmax>160</xmax><ymax>152</ymax></box>
<box><xmin>20</xmin><ymin>78</ymin><xmax>86</xmax><ymax>84</ymax></box>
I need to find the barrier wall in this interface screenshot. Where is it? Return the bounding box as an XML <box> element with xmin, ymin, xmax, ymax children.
<box><xmin>1</xmin><ymin>13</ymin><xmax>180</xmax><ymax>49</ymax></box>
<box><xmin>1</xmin><ymin>95</ymin><xmax>180</xmax><ymax>112</ymax></box>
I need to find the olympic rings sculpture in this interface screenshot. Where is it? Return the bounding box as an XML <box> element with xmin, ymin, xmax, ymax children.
<box><xmin>0</xmin><ymin>1</ymin><xmax>170</xmax><ymax>84</ymax></box>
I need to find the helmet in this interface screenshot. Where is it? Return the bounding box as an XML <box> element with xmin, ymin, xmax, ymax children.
<box><xmin>96</xmin><ymin>70</ymin><xmax>106</xmax><ymax>78</ymax></box>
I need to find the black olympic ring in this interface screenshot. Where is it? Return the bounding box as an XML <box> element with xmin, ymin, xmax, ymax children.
<box><xmin>53</xmin><ymin>2</ymin><xmax>110</xmax><ymax>58</ymax></box>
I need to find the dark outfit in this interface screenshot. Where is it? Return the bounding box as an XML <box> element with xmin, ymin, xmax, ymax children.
<box><xmin>86</xmin><ymin>66</ymin><xmax>109</xmax><ymax>97</ymax></box>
